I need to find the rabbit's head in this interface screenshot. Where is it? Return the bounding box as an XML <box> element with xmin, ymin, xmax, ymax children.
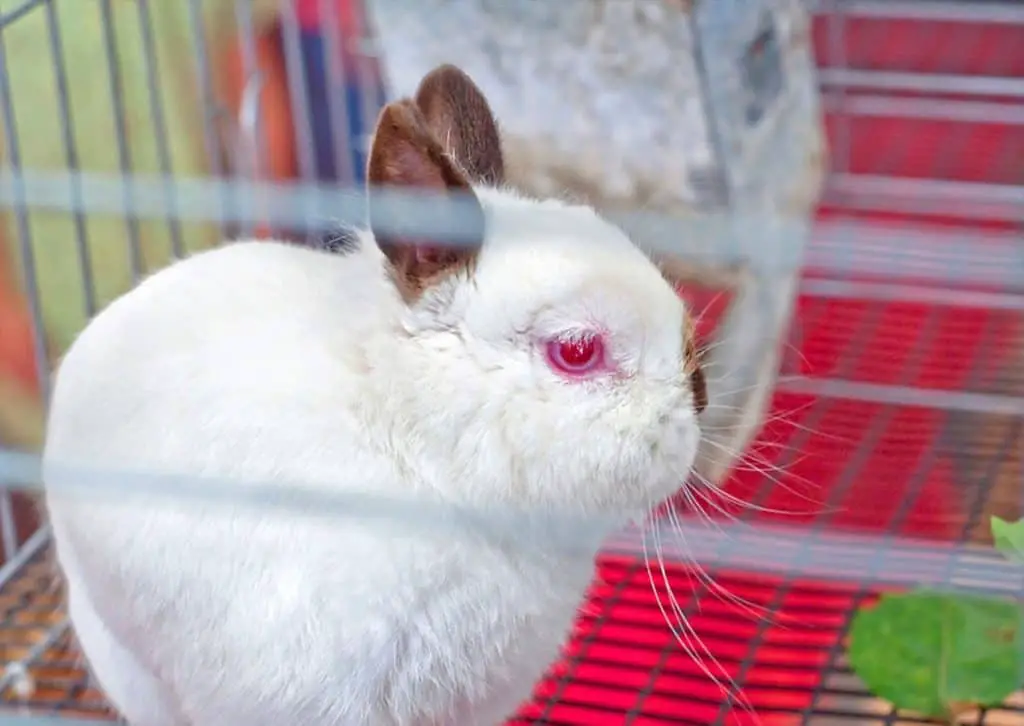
<box><xmin>365</xmin><ymin>65</ymin><xmax>705</xmax><ymax>520</ymax></box>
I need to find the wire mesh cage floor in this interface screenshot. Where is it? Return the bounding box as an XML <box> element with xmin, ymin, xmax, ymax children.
<box><xmin>1</xmin><ymin>0</ymin><xmax>1023</xmax><ymax>724</ymax></box>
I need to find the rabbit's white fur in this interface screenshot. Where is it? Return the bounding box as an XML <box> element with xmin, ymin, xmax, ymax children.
<box><xmin>43</xmin><ymin>70</ymin><xmax>702</xmax><ymax>726</ymax></box>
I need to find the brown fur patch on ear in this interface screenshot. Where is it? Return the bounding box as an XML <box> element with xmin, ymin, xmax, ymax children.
<box><xmin>414</xmin><ymin>64</ymin><xmax>505</xmax><ymax>186</ymax></box>
<box><xmin>367</xmin><ymin>99</ymin><xmax>484</xmax><ymax>303</ymax></box>
<box><xmin>683</xmin><ymin>317</ymin><xmax>707</xmax><ymax>414</ymax></box>
<box><xmin>368</xmin><ymin>99</ymin><xmax>471</xmax><ymax>191</ymax></box>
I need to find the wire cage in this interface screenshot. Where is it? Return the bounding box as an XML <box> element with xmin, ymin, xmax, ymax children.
<box><xmin>0</xmin><ymin>0</ymin><xmax>1022</xmax><ymax>725</ymax></box>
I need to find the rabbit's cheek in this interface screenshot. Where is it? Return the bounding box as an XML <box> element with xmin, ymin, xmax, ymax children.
<box><xmin>655</xmin><ymin>407</ymin><xmax>701</xmax><ymax>480</ymax></box>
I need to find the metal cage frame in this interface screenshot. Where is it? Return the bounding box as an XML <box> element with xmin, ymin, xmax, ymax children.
<box><xmin>0</xmin><ymin>0</ymin><xmax>1022</xmax><ymax>724</ymax></box>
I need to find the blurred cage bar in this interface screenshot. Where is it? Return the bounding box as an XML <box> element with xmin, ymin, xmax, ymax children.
<box><xmin>0</xmin><ymin>0</ymin><xmax>1021</xmax><ymax>725</ymax></box>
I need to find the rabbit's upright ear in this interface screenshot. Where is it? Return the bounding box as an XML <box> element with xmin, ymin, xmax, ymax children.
<box><xmin>367</xmin><ymin>98</ymin><xmax>484</xmax><ymax>303</ymax></box>
<box><xmin>414</xmin><ymin>64</ymin><xmax>505</xmax><ymax>186</ymax></box>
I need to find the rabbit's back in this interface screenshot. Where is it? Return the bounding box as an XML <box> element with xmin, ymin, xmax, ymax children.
<box><xmin>45</xmin><ymin>239</ymin><xmax>391</xmax><ymax>469</ymax></box>
<box><xmin>43</xmin><ymin>237</ymin><xmax>406</xmax><ymax>599</ymax></box>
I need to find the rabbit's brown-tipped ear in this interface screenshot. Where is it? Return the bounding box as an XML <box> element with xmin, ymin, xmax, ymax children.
<box><xmin>414</xmin><ymin>64</ymin><xmax>505</xmax><ymax>186</ymax></box>
<box><xmin>367</xmin><ymin>99</ymin><xmax>484</xmax><ymax>303</ymax></box>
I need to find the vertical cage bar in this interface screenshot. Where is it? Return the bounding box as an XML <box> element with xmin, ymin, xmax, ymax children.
<box><xmin>320</xmin><ymin>0</ymin><xmax>357</xmax><ymax>186</ymax></box>
<box><xmin>0</xmin><ymin>492</ymin><xmax>17</xmax><ymax>563</ymax></box>
<box><xmin>42</xmin><ymin>0</ymin><xmax>97</xmax><ymax>317</ymax></box>
<box><xmin>688</xmin><ymin>11</ymin><xmax>735</xmax><ymax>208</ymax></box>
<box><xmin>280</xmin><ymin>1</ymin><xmax>316</xmax><ymax>181</ymax></box>
<box><xmin>136</xmin><ymin>0</ymin><xmax>185</xmax><ymax>260</ymax></box>
<box><xmin>186</xmin><ymin>0</ymin><xmax>233</xmax><ymax>239</ymax></box>
<box><xmin>98</xmin><ymin>0</ymin><xmax>144</xmax><ymax>281</ymax></box>
<box><xmin>0</xmin><ymin>29</ymin><xmax>52</xmax><ymax>403</ymax></box>
<box><xmin>233</xmin><ymin>0</ymin><xmax>264</xmax><ymax>238</ymax></box>
<box><xmin>280</xmin><ymin>0</ymin><xmax>318</xmax><ymax>239</ymax></box>
<box><xmin>351</xmin><ymin>0</ymin><xmax>386</xmax><ymax>175</ymax></box>
<box><xmin>235</xmin><ymin>0</ymin><xmax>265</xmax><ymax>181</ymax></box>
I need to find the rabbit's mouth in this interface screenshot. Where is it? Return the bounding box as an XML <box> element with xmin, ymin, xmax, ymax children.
<box><xmin>644</xmin><ymin>409</ymin><xmax>701</xmax><ymax>499</ymax></box>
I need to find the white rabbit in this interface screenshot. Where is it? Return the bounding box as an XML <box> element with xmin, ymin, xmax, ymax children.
<box><xmin>42</xmin><ymin>64</ymin><xmax>706</xmax><ymax>726</ymax></box>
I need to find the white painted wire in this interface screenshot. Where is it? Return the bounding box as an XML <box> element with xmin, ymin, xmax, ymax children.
<box><xmin>1</xmin><ymin>170</ymin><xmax>1022</xmax><ymax>287</ymax></box>
<box><xmin>1</xmin><ymin>450</ymin><xmax>1020</xmax><ymax>597</ymax></box>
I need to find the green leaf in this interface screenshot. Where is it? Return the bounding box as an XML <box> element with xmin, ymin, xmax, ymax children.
<box><xmin>991</xmin><ymin>516</ymin><xmax>1024</xmax><ymax>564</ymax></box>
<box><xmin>849</xmin><ymin>590</ymin><xmax>1023</xmax><ymax>719</ymax></box>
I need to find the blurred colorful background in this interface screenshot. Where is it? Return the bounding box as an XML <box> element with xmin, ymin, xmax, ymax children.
<box><xmin>0</xmin><ymin>0</ymin><xmax>385</xmax><ymax>453</ymax></box>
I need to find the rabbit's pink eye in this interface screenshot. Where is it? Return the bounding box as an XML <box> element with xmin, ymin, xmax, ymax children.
<box><xmin>546</xmin><ymin>335</ymin><xmax>605</xmax><ymax>377</ymax></box>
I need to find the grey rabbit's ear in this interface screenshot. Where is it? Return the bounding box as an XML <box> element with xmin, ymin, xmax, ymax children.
<box><xmin>413</xmin><ymin>64</ymin><xmax>505</xmax><ymax>186</ymax></box>
<box><xmin>367</xmin><ymin>98</ymin><xmax>484</xmax><ymax>303</ymax></box>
